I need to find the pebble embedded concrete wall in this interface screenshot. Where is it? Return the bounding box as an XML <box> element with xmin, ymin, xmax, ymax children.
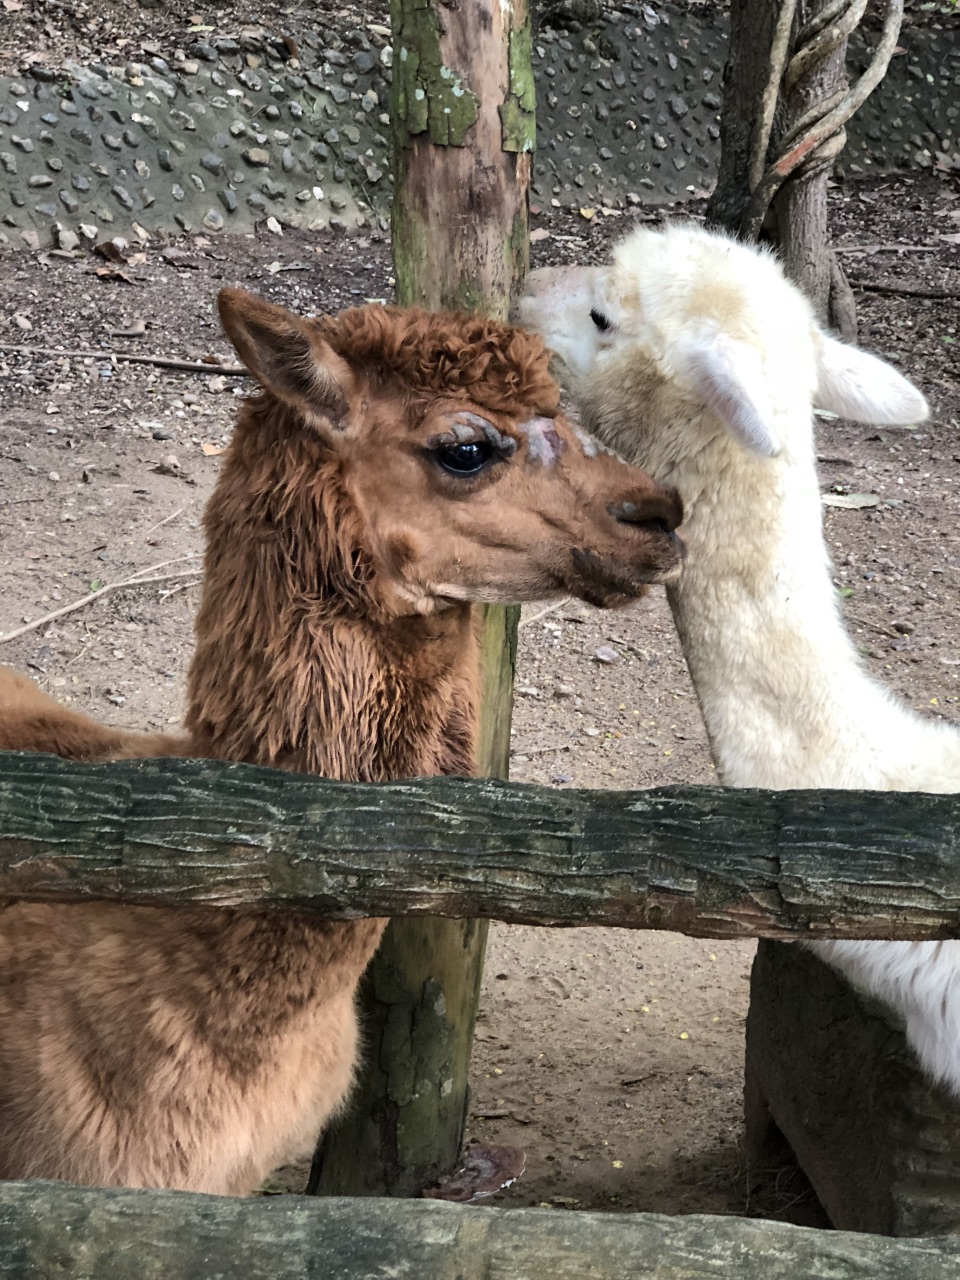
<box><xmin>0</xmin><ymin>6</ymin><xmax>956</xmax><ymax>247</ymax></box>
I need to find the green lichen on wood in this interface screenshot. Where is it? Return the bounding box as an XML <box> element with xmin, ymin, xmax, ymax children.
<box><xmin>499</xmin><ymin>24</ymin><xmax>537</xmax><ymax>153</ymax></box>
<box><xmin>391</xmin><ymin>0</ymin><xmax>479</xmax><ymax>147</ymax></box>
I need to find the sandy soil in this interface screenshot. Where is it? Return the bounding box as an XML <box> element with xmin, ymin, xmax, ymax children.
<box><xmin>1</xmin><ymin>172</ymin><xmax>958</xmax><ymax>1223</ymax></box>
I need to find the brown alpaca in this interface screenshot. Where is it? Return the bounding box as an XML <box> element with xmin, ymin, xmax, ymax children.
<box><xmin>0</xmin><ymin>664</ymin><xmax>189</xmax><ymax>761</ymax></box>
<box><xmin>0</xmin><ymin>293</ymin><xmax>683</xmax><ymax>1195</ymax></box>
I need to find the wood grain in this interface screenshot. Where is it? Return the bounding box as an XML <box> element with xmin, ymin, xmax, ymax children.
<box><xmin>1</xmin><ymin>753</ymin><xmax>959</xmax><ymax>940</ymax></box>
<box><xmin>1</xmin><ymin>1184</ymin><xmax>959</xmax><ymax>1279</ymax></box>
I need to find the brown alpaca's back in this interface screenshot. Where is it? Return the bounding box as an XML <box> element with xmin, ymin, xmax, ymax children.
<box><xmin>0</xmin><ymin>664</ymin><xmax>189</xmax><ymax>761</ymax></box>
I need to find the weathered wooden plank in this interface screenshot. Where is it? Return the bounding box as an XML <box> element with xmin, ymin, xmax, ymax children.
<box><xmin>1</xmin><ymin>1184</ymin><xmax>959</xmax><ymax>1279</ymax></box>
<box><xmin>746</xmin><ymin>941</ymin><xmax>960</xmax><ymax>1237</ymax></box>
<box><xmin>1</xmin><ymin>752</ymin><xmax>960</xmax><ymax>939</ymax></box>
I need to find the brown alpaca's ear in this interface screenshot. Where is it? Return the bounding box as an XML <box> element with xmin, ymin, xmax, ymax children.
<box><xmin>218</xmin><ymin>288</ymin><xmax>354</xmax><ymax>431</ymax></box>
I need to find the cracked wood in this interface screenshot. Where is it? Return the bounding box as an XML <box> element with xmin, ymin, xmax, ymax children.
<box><xmin>0</xmin><ymin>753</ymin><xmax>959</xmax><ymax>939</ymax></box>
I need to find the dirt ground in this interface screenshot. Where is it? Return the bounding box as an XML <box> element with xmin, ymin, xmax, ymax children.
<box><xmin>1</xmin><ymin>170</ymin><xmax>958</xmax><ymax>1224</ymax></box>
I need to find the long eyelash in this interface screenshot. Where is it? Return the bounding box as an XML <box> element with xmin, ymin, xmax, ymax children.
<box><xmin>590</xmin><ymin>307</ymin><xmax>611</xmax><ymax>332</ymax></box>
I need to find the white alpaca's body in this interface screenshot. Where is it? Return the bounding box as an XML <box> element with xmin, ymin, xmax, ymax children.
<box><xmin>517</xmin><ymin>223</ymin><xmax>960</xmax><ymax>1094</ymax></box>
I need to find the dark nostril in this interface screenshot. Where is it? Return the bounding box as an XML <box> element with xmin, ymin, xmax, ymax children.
<box><xmin>610</xmin><ymin>489</ymin><xmax>684</xmax><ymax>533</ymax></box>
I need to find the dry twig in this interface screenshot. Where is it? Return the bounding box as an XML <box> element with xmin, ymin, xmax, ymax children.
<box><xmin>0</xmin><ymin>556</ymin><xmax>201</xmax><ymax>646</ymax></box>
<box><xmin>143</xmin><ymin>506</ymin><xmax>186</xmax><ymax>537</ymax></box>
<box><xmin>0</xmin><ymin>343</ymin><xmax>246</xmax><ymax>377</ymax></box>
<box><xmin>848</xmin><ymin>279</ymin><xmax>960</xmax><ymax>300</ymax></box>
<box><xmin>518</xmin><ymin>598</ymin><xmax>571</xmax><ymax>630</ymax></box>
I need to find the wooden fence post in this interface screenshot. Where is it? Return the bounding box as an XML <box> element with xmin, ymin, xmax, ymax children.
<box><xmin>310</xmin><ymin>0</ymin><xmax>533</xmax><ymax>1196</ymax></box>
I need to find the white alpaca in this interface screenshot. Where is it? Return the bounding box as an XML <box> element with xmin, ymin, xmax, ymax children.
<box><xmin>516</xmin><ymin>222</ymin><xmax>960</xmax><ymax>1095</ymax></box>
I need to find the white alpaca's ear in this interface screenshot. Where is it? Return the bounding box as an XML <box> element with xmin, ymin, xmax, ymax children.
<box><xmin>672</xmin><ymin>324</ymin><xmax>780</xmax><ymax>458</ymax></box>
<box><xmin>815</xmin><ymin>333</ymin><xmax>929</xmax><ymax>426</ymax></box>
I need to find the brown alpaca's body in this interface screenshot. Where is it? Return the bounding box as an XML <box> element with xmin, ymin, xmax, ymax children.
<box><xmin>0</xmin><ymin>296</ymin><xmax>683</xmax><ymax>1194</ymax></box>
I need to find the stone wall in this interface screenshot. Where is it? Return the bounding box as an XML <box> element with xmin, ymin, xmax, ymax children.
<box><xmin>0</xmin><ymin>5</ymin><xmax>956</xmax><ymax>247</ymax></box>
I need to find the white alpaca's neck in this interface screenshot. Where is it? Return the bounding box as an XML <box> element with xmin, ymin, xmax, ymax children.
<box><xmin>667</xmin><ymin>434</ymin><xmax>959</xmax><ymax>792</ymax></box>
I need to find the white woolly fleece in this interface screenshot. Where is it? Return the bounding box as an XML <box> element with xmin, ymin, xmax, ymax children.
<box><xmin>518</xmin><ymin>222</ymin><xmax>960</xmax><ymax>1096</ymax></box>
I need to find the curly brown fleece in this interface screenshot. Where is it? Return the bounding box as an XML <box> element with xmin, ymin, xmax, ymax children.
<box><xmin>0</xmin><ymin>293</ymin><xmax>682</xmax><ymax>1197</ymax></box>
<box><xmin>315</xmin><ymin>305</ymin><xmax>561</xmax><ymax>418</ymax></box>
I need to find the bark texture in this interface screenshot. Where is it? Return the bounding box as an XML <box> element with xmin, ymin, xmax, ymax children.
<box><xmin>746</xmin><ymin>942</ymin><xmax>960</xmax><ymax>1236</ymax></box>
<box><xmin>2</xmin><ymin>1184</ymin><xmax>960</xmax><ymax>1279</ymax></box>
<box><xmin>312</xmin><ymin>0</ymin><xmax>532</xmax><ymax>1196</ymax></box>
<box><xmin>706</xmin><ymin>0</ymin><xmax>779</xmax><ymax>234</ymax></box>
<box><xmin>3</xmin><ymin>755</ymin><xmax>960</xmax><ymax>941</ymax></box>
<box><xmin>706</xmin><ymin>0</ymin><xmax>893</xmax><ymax>336</ymax></box>
<box><xmin>771</xmin><ymin>0</ymin><xmax>855</xmax><ymax>333</ymax></box>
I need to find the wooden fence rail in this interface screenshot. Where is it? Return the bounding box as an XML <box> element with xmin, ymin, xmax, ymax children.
<box><xmin>0</xmin><ymin>752</ymin><xmax>958</xmax><ymax>940</ymax></box>
<box><xmin>1</xmin><ymin>1183</ymin><xmax>959</xmax><ymax>1279</ymax></box>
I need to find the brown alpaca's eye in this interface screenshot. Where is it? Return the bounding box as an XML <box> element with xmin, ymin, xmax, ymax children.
<box><xmin>435</xmin><ymin>441</ymin><xmax>494</xmax><ymax>476</ymax></box>
<box><xmin>590</xmin><ymin>307</ymin><xmax>611</xmax><ymax>332</ymax></box>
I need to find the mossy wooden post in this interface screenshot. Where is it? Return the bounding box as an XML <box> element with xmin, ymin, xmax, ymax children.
<box><xmin>310</xmin><ymin>0</ymin><xmax>534</xmax><ymax>1196</ymax></box>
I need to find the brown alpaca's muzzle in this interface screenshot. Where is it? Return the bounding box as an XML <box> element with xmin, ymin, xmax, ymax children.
<box><xmin>563</xmin><ymin>483</ymin><xmax>685</xmax><ymax>607</ymax></box>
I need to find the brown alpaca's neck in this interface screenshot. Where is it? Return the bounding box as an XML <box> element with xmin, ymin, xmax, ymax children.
<box><xmin>181</xmin><ymin>405</ymin><xmax>482</xmax><ymax>1018</ymax></box>
<box><xmin>185</xmin><ymin>404</ymin><xmax>481</xmax><ymax>781</ymax></box>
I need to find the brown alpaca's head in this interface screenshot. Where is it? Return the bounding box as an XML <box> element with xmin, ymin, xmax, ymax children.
<box><xmin>217</xmin><ymin>289</ymin><xmax>684</xmax><ymax>615</ymax></box>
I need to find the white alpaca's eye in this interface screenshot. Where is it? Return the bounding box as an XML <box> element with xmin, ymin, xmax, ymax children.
<box><xmin>590</xmin><ymin>307</ymin><xmax>612</xmax><ymax>332</ymax></box>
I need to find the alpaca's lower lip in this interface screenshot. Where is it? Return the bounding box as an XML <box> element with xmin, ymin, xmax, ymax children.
<box><xmin>647</xmin><ymin>558</ymin><xmax>684</xmax><ymax>584</ymax></box>
<box><xmin>567</xmin><ymin>537</ymin><xmax>685</xmax><ymax>601</ymax></box>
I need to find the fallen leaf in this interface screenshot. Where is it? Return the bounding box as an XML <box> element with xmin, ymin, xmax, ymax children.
<box><xmin>160</xmin><ymin>247</ymin><xmax>199</xmax><ymax>268</ymax></box>
<box><xmin>939</xmin><ymin>232</ymin><xmax>960</xmax><ymax>245</ymax></box>
<box><xmin>422</xmin><ymin>1144</ymin><xmax>525</xmax><ymax>1203</ymax></box>
<box><xmin>109</xmin><ymin>318</ymin><xmax>147</xmax><ymax>337</ymax></box>
<box><xmin>201</xmin><ymin>442</ymin><xmax>226</xmax><ymax>456</ymax></box>
<box><xmin>579</xmin><ymin>207</ymin><xmax>596</xmax><ymax>220</ymax></box>
<box><xmin>529</xmin><ymin>227</ymin><xmax>551</xmax><ymax>243</ymax></box>
<box><xmin>95</xmin><ymin>238</ymin><xmax>130</xmax><ymax>263</ymax></box>
<box><xmin>594</xmin><ymin>644</ymin><xmax>620</xmax><ymax>664</ymax></box>
<box><xmin>821</xmin><ymin>492</ymin><xmax>879</xmax><ymax>508</ymax></box>
<box><xmin>95</xmin><ymin>265</ymin><xmax>134</xmax><ymax>284</ymax></box>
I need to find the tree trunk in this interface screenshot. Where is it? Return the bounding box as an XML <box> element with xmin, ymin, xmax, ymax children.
<box><xmin>705</xmin><ymin>0</ymin><xmax>778</xmax><ymax>234</ymax></box>
<box><xmin>310</xmin><ymin>0</ymin><xmax>532</xmax><ymax>1197</ymax></box>
<box><xmin>706</xmin><ymin>0</ymin><xmax>857</xmax><ymax>338</ymax></box>
<box><xmin>771</xmin><ymin>0</ymin><xmax>857</xmax><ymax>336</ymax></box>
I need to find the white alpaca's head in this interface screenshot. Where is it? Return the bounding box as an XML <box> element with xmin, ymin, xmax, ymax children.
<box><xmin>514</xmin><ymin>223</ymin><xmax>928</xmax><ymax>492</ymax></box>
